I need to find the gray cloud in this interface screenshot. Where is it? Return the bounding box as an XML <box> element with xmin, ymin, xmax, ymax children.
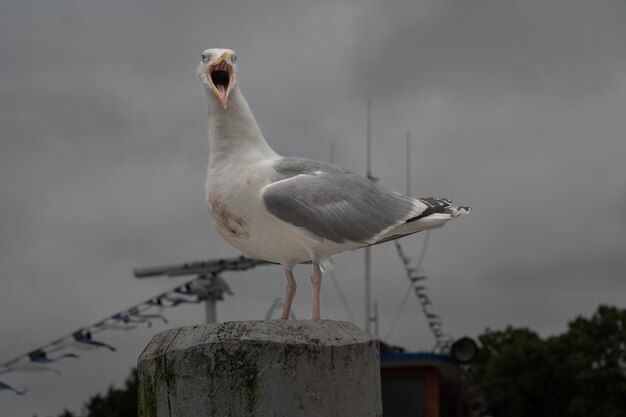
<box><xmin>351</xmin><ymin>0</ymin><xmax>626</xmax><ymax>99</ymax></box>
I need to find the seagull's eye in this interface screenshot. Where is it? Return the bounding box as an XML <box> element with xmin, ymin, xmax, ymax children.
<box><xmin>201</xmin><ymin>53</ymin><xmax>209</xmax><ymax>63</ymax></box>
<box><xmin>231</xmin><ymin>53</ymin><xmax>237</xmax><ymax>63</ymax></box>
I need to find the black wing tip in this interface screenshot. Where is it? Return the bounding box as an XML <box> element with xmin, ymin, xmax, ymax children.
<box><xmin>408</xmin><ymin>196</ymin><xmax>452</xmax><ymax>221</ymax></box>
<box><xmin>420</xmin><ymin>196</ymin><xmax>452</xmax><ymax>209</ymax></box>
<box><xmin>408</xmin><ymin>197</ymin><xmax>470</xmax><ymax>222</ymax></box>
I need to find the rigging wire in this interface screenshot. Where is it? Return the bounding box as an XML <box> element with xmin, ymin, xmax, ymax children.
<box><xmin>384</xmin><ymin>231</ymin><xmax>430</xmax><ymax>341</ymax></box>
<box><xmin>389</xmin><ymin>233</ymin><xmax>454</xmax><ymax>352</ymax></box>
<box><xmin>328</xmin><ymin>269</ymin><xmax>355</xmax><ymax>323</ymax></box>
<box><xmin>383</xmin><ymin>282</ymin><xmax>413</xmax><ymax>341</ymax></box>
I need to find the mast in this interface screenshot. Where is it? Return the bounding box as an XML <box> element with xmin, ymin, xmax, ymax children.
<box><xmin>364</xmin><ymin>99</ymin><xmax>373</xmax><ymax>333</ymax></box>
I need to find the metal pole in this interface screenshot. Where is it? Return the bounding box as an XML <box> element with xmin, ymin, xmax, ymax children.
<box><xmin>367</xmin><ymin>99</ymin><xmax>372</xmax><ymax>180</ymax></box>
<box><xmin>406</xmin><ymin>130</ymin><xmax>411</xmax><ymax>196</ymax></box>
<box><xmin>373</xmin><ymin>301</ymin><xmax>379</xmax><ymax>339</ymax></box>
<box><xmin>364</xmin><ymin>99</ymin><xmax>372</xmax><ymax>333</ymax></box>
<box><xmin>205</xmin><ymin>299</ymin><xmax>217</xmax><ymax>324</ymax></box>
<box><xmin>364</xmin><ymin>247</ymin><xmax>371</xmax><ymax>333</ymax></box>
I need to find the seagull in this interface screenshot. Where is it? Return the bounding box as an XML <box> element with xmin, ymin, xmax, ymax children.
<box><xmin>198</xmin><ymin>48</ymin><xmax>470</xmax><ymax>321</ymax></box>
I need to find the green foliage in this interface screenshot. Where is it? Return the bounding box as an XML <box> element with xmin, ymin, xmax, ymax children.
<box><xmin>55</xmin><ymin>369</ymin><xmax>137</xmax><ymax>417</ymax></box>
<box><xmin>84</xmin><ymin>369</ymin><xmax>138</xmax><ymax>417</ymax></box>
<box><xmin>471</xmin><ymin>305</ymin><xmax>626</xmax><ymax>417</ymax></box>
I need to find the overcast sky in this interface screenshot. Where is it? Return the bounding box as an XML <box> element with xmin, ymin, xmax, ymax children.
<box><xmin>2</xmin><ymin>0</ymin><xmax>626</xmax><ymax>415</ymax></box>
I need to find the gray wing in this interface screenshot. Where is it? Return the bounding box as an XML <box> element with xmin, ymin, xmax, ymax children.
<box><xmin>261</xmin><ymin>158</ymin><xmax>427</xmax><ymax>244</ymax></box>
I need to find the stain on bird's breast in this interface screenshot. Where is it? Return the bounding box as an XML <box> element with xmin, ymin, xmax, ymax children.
<box><xmin>208</xmin><ymin>195</ymin><xmax>250</xmax><ymax>239</ymax></box>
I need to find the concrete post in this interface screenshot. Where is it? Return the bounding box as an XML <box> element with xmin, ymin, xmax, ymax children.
<box><xmin>138</xmin><ymin>320</ymin><xmax>382</xmax><ymax>417</ymax></box>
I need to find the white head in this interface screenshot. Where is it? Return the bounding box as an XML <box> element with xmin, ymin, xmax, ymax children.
<box><xmin>197</xmin><ymin>48</ymin><xmax>238</xmax><ymax>109</ymax></box>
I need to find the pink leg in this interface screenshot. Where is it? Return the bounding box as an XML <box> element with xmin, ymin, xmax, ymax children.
<box><xmin>310</xmin><ymin>263</ymin><xmax>323</xmax><ymax>320</ymax></box>
<box><xmin>280</xmin><ymin>268</ymin><xmax>297</xmax><ymax>320</ymax></box>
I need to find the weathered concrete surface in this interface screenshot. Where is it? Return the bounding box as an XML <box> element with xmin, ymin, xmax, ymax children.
<box><xmin>138</xmin><ymin>320</ymin><xmax>382</xmax><ymax>417</ymax></box>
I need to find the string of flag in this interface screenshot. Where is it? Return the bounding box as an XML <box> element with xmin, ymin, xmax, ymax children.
<box><xmin>393</xmin><ymin>240</ymin><xmax>454</xmax><ymax>352</ymax></box>
<box><xmin>0</xmin><ymin>249</ymin><xmax>453</xmax><ymax>395</ymax></box>
<box><xmin>0</xmin><ymin>255</ymin><xmax>270</xmax><ymax>395</ymax></box>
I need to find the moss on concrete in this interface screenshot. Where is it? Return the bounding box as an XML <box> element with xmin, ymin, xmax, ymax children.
<box><xmin>138</xmin><ymin>366</ymin><xmax>157</xmax><ymax>417</ymax></box>
<box><xmin>138</xmin><ymin>329</ymin><xmax>181</xmax><ymax>417</ymax></box>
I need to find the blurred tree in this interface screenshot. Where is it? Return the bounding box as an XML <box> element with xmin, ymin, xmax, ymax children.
<box><xmin>471</xmin><ymin>305</ymin><xmax>626</xmax><ymax>417</ymax></box>
<box><xmin>53</xmin><ymin>369</ymin><xmax>137</xmax><ymax>417</ymax></box>
<box><xmin>84</xmin><ymin>369</ymin><xmax>137</xmax><ymax>417</ymax></box>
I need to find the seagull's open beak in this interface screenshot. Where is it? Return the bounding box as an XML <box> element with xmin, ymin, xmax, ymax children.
<box><xmin>207</xmin><ymin>52</ymin><xmax>235</xmax><ymax>109</ymax></box>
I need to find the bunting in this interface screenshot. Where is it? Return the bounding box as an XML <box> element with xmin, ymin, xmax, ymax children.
<box><xmin>394</xmin><ymin>241</ymin><xmax>454</xmax><ymax>352</ymax></box>
<box><xmin>0</xmin><ymin>255</ymin><xmax>267</xmax><ymax>395</ymax></box>
<box><xmin>0</xmin><ymin>381</ymin><xmax>26</xmax><ymax>396</ymax></box>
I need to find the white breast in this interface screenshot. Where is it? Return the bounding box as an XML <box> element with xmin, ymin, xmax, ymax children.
<box><xmin>206</xmin><ymin>157</ymin><xmax>323</xmax><ymax>266</ymax></box>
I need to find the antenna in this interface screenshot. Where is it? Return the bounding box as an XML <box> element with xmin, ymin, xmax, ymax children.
<box><xmin>133</xmin><ymin>256</ymin><xmax>268</xmax><ymax>324</ymax></box>
<box><xmin>406</xmin><ymin>130</ymin><xmax>411</xmax><ymax>195</ymax></box>
<box><xmin>364</xmin><ymin>99</ymin><xmax>373</xmax><ymax>333</ymax></box>
<box><xmin>373</xmin><ymin>301</ymin><xmax>379</xmax><ymax>338</ymax></box>
<box><xmin>366</xmin><ymin>99</ymin><xmax>372</xmax><ymax>179</ymax></box>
